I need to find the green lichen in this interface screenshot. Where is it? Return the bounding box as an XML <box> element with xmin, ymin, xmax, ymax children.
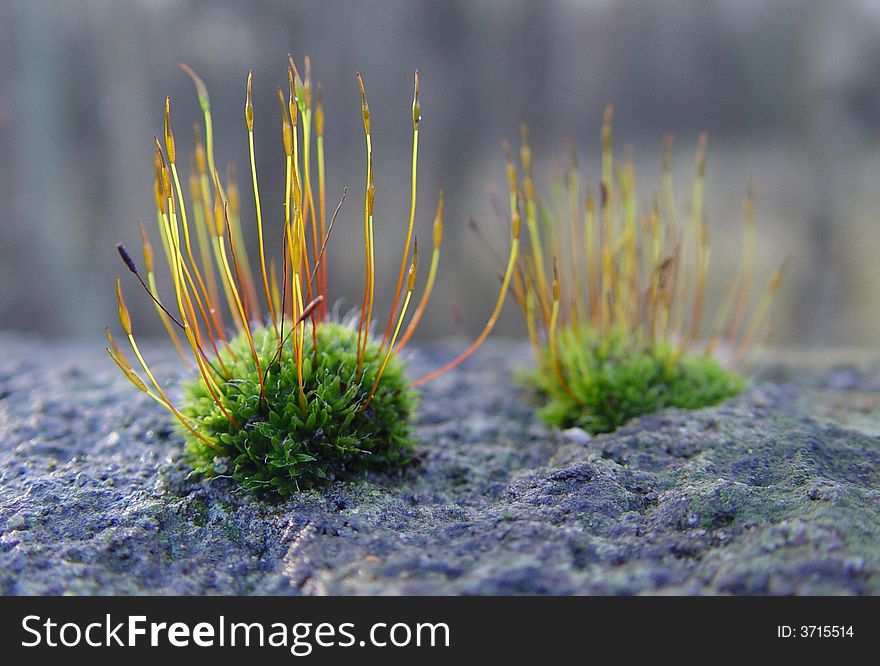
<box><xmin>522</xmin><ymin>326</ymin><xmax>745</xmax><ymax>434</ymax></box>
<box><xmin>180</xmin><ymin>322</ymin><xmax>417</xmax><ymax>495</ymax></box>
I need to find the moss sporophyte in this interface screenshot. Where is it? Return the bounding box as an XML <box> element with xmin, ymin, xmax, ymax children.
<box><xmin>106</xmin><ymin>57</ymin><xmax>519</xmax><ymax>495</ymax></box>
<box><xmin>490</xmin><ymin>108</ymin><xmax>784</xmax><ymax>434</ymax></box>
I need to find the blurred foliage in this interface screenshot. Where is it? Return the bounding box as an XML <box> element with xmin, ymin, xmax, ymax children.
<box><xmin>3</xmin><ymin>0</ymin><xmax>880</xmax><ymax>345</ymax></box>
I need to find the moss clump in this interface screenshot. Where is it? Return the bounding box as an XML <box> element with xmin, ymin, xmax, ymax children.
<box><xmin>524</xmin><ymin>326</ymin><xmax>745</xmax><ymax>434</ymax></box>
<box><xmin>107</xmin><ymin>59</ymin><xmax>520</xmax><ymax>497</ymax></box>
<box><xmin>495</xmin><ymin>112</ymin><xmax>781</xmax><ymax>435</ymax></box>
<box><xmin>180</xmin><ymin>322</ymin><xmax>417</xmax><ymax>495</ymax></box>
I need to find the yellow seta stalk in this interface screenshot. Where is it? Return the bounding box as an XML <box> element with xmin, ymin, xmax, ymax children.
<box><xmin>365</xmin><ymin>241</ymin><xmax>418</xmax><ymax>409</ymax></box>
<box><xmin>355</xmin><ymin>73</ymin><xmax>375</xmax><ymax>373</ymax></box>
<box><xmin>315</xmin><ymin>84</ymin><xmax>328</xmax><ymax>318</ymax></box>
<box><xmin>396</xmin><ymin>192</ymin><xmax>443</xmax><ymax>352</ymax></box>
<box><xmin>381</xmin><ymin>71</ymin><xmax>421</xmax><ymax>347</ymax></box>
<box><xmin>246</xmin><ymin>71</ymin><xmax>278</xmax><ymax>336</ymax></box>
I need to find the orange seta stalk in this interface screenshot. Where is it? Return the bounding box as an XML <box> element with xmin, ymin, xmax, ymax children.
<box><xmin>412</xmin><ymin>206</ymin><xmax>521</xmax><ymax>387</ymax></box>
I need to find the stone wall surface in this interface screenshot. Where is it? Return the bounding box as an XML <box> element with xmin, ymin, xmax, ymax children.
<box><xmin>1</xmin><ymin>333</ymin><xmax>878</xmax><ymax>595</ymax></box>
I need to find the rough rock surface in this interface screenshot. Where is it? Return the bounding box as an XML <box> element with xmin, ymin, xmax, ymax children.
<box><xmin>1</xmin><ymin>332</ymin><xmax>878</xmax><ymax>595</ymax></box>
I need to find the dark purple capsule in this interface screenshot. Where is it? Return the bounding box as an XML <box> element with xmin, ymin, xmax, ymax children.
<box><xmin>116</xmin><ymin>244</ymin><xmax>138</xmax><ymax>275</ymax></box>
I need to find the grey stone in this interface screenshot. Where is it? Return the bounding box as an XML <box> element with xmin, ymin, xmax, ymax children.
<box><xmin>1</xmin><ymin>332</ymin><xmax>879</xmax><ymax>595</ymax></box>
<box><xmin>560</xmin><ymin>427</ymin><xmax>591</xmax><ymax>445</ymax></box>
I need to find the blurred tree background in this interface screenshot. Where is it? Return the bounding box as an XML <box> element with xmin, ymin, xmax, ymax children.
<box><xmin>2</xmin><ymin>0</ymin><xmax>880</xmax><ymax>348</ymax></box>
